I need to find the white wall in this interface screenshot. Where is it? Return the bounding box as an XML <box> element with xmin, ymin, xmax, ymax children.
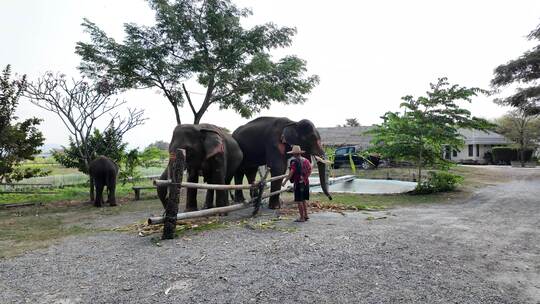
<box><xmin>449</xmin><ymin>144</ymin><xmax>493</xmax><ymax>164</ymax></box>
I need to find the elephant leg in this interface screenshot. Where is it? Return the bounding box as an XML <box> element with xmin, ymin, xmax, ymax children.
<box><xmin>205</xmin><ymin>189</ymin><xmax>215</xmax><ymax>209</ymax></box>
<box><xmin>268</xmin><ymin>164</ymin><xmax>287</xmax><ymax>209</ymax></box>
<box><xmin>185</xmin><ymin>170</ymin><xmax>199</xmax><ymax>212</ymax></box>
<box><xmin>157</xmin><ymin>169</ymin><xmax>168</xmax><ymax>209</ymax></box>
<box><xmin>214</xmin><ymin>165</ymin><xmax>228</xmax><ymax>208</ymax></box>
<box><xmin>245</xmin><ymin>167</ymin><xmax>258</xmax><ymax>200</ymax></box>
<box><xmin>224</xmin><ymin>175</ymin><xmax>235</xmax><ymax>204</ymax></box>
<box><xmin>94</xmin><ymin>180</ymin><xmax>105</xmax><ymax>208</ymax></box>
<box><xmin>234</xmin><ymin>169</ymin><xmax>246</xmax><ymax>203</ymax></box>
<box><xmin>107</xmin><ymin>178</ymin><xmax>117</xmax><ymax>206</ymax></box>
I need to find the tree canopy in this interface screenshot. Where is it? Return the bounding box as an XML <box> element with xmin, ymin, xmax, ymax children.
<box><xmin>368</xmin><ymin>78</ymin><xmax>492</xmax><ymax>186</ymax></box>
<box><xmin>345</xmin><ymin>118</ymin><xmax>360</xmax><ymax>127</ymax></box>
<box><xmin>491</xmin><ymin>23</ymin><xmax>540</xmax><ymax>114</ymax></box>
<box><xmin>0</xmin><ymin>65</ymin><xmax>46</xmax><ymax>182</ymax></box>
<box><xmin>53</xmin><ymin>127</ymin><xmax>127</xmax><ymax>175</ymax></box>
<box><xmin>76</xmin><ymin>0</ymin><xmax>319</xmax><ymax>124</ymax></box>
<box><xmin>24</xmin><ymin>72</ymin><xmax>145</xmax><ymax>174</ymax></box>
<box><xmin>494</xmin><ymin>109</ymin><xmax>540</xmax><ymax>166</ymax></box>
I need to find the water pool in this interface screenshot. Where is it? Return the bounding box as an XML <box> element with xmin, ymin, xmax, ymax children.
<box><xmin>309</xmin><ymin>176</ymin><xmax>416</xmax><ymax>194</ymax></box>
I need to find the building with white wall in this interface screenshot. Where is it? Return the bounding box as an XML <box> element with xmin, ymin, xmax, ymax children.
<box><xmin>318</xmin><ymin>126</ymin><xmax>510</xmax><ymax>164</ymax></box>
<box><xmin>443</xmin><ymin>129</ymin><xmax>510</xmax><ymax>164</ymax></box>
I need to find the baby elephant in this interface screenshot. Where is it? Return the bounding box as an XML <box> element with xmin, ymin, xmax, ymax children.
<box><xmin>88</xmin><ymin>156</ymin><xmax>119</xmax><ymax>207</ymax></box>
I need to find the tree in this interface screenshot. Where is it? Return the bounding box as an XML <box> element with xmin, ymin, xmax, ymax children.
<box><xmin>146</xmin><ymin>140</ymin><xmax>169</xmax><ymax>151</ymax></box>
<box><xmin>494</xmin><ymin>109</ymin><xmax>540</xmax><ymax>166</ymax></box>
<box><xmin>24</xmin><ymin>72</ymin><xmax>145</xmax><ymax>199</ymax></box>
<box><xmin>368</xmin><ymin>78</ymin><xmax>492</xmax><ymax>187</ymax></box>
<box><xmin>53</xmin><ymin>127</ymin><xmax>127</xmax><ymax>174</ymax></box>
<box><xmin>118</xmin><ymin>146</ymin><xmax>165</xmax><ymax>185</ymax></box>
<box><xmin>0</xmin><ymin>65</ymin><xmax>46</xmax><ymax>182</ymax></box>
<box><xmin>345</xmin><ymin>118</ymin><xmax>360</xmax><ymax>127</ymax></box>
<box><xmin>491</xmin><ymin>23</ymin><xmax>540</xmax><ymax>114</ymax></box>
<box><xmin>76</xmin><ymin>0</ymin><xmax>319</xmax><ymax>124</ymax></box>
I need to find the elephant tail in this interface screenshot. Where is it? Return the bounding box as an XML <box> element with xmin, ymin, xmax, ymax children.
<box><xmin>157</xmin><ymin>169</ymin><xmax>168</xmax><ymax>209</ymax></box>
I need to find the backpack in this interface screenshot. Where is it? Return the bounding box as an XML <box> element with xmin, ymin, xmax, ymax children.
<box><xmin>290</xmin><ymin>158</ymin><xmax>303</xmax><ymax>183</ymax></box>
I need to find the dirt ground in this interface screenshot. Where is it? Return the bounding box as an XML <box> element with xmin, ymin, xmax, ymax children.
<box><xmin>1</xmin><ymin>166</ymin><xmax>539</xmax><ymax>303</ymax></box>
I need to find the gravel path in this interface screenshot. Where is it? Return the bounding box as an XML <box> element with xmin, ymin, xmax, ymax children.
<box><xmin>1</xmin><ymin>168</ymin><xmax>539</xmax><ymax>304</ymax></box>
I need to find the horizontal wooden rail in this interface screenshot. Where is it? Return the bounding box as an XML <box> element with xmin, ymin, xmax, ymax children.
<box><xmin>154</xmin><ymin>180</ymin><xmax>254</xmax><ymax>190</ymax></box>
<box><xmin>0</xmin><ymin>191</ymin><xmax>56</xmax><ymax>194</ymax></box>
<box><xmin>148</xmin><ymin>203</ymin><xmax>248</xmax><ymax>225</ymax></box>
<box><xmin>153</xmin><ymin>173</ymin><xmax>288</xmax><ymax>190</ymax></box>
<box><xmin>0</xmin><ymin>183</ymin><xmax>53</xmax><ymax>187</ymax></box>
<box><xmin>266</xmin><ymin>174</ymin><xmax>288</xmax><ymax>183</ymax></box>
<box><xmin>147</xmin><ymin>174</ymin><xmax>353</xmax><ymax>226</ymax></box>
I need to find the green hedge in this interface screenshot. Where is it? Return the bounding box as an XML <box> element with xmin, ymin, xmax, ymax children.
<box><xmin>414</xmin><ymin>171</ymin><xmax>463</xmax><ymax>194</ymax></box>
<box><xmin>492</xmin><ymin>147</ymin><xmax>533</xmax><ymax>164</ymax></box>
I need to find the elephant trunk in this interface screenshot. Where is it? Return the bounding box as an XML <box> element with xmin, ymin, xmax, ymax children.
<box><xmin>316</xmin><ymin>157</ymin><xmax>332</xmax><ymax>201</ymax></box>
<box><xmin>157</xmin><ymin>169</ymin><xmax>168</xmax><ymax>208</ymax></box>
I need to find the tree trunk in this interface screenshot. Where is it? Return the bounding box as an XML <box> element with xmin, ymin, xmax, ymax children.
<box><xmin>520</xmin><ymin>144</ymin><xmax>525</xmax><ymax>167</ymax></box>
<box><xmin>192</xmin><ymin>77</ymin><xmax>215</xmax><ymax>125</ymax></box>
<box><xmin>417</xmin><ymin>148</ymin><xmax>423</xmax><ymax>188</ymax></box>
<box><xmin>193</xmin><ymin>112</ymin><xmax>203</xmax><ymax>125</ymax></box>
<box><xmin>172</xmin><ymin>104</ymin><xmax>181</xmax><ymax>125</ymax></box>
<box><xmin>89</xmin><ymin>176</ymin><xmax>95</xmax><ymax>202</ymax></box>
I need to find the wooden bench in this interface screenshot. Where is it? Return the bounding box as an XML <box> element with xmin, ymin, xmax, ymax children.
<box><xmin>132</xmin><ymin>186</ymin><xmax>156</xmax><ymax>201</ymax></box>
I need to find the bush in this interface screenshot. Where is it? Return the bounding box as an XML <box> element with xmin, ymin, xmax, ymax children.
<box><xmin>414</xmin><ymin>171</ymin><xmax>463</xmax><ymax>194</ymax></box>
<box><xmin>492</xmin><ymin>147</ymin><xmax>533</xmax><ymax>164</ymax></box>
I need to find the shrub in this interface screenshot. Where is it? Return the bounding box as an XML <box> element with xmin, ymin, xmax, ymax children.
<box><xmin>492</xmin><ymin>147</ymin><xmax>533</xmax><ymax>164</ymax></box>
<box><xmin>414</xmin><ymin>171</ymin><xmax>463</xmax><ymax>194</ymax></box>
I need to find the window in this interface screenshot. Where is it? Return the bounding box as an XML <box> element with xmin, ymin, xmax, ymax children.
<box><xmin>476</xmin><ymin>144</ymin><xmax>480</xmax><ymax>157</ymax></box>
<box><xmin>468</xmin><ymin>145</ymin><xmax>473</xmax><ymax>157</ymax></box>
<box><xmin>453</xmin><ymin>150</ymin><xmax>457</xmax><ymax>157</ymax></box>
<box><xmin>335</xmin><ymin>148</ymin><xmax>348</xmax><ymax>156</ymax></box>
<box><xmin>444</xmin><ymin>146</ymin><xmax>451</xmax><ymax>160</ymax></box>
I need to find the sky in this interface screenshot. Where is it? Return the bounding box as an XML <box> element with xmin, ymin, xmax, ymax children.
<box><xmin>1</xmin><ymin>0</ymin><xmax>539</xmax><ymax>149</ymax></box>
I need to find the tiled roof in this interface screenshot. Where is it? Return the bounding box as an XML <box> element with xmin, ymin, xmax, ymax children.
<box><xmin>317</xmin><ymin>126</ymin><xmax>510</xmax><ymax>147</ymax></box>
<box><xmin>458</xmin><ymin>129</ymin><xmax>510</xmax><ymax>145</ymax></box>
<box><xmin>317</xmin><ymin>126</ymin><xmax>374</xmax><ymax>148</ymax></box>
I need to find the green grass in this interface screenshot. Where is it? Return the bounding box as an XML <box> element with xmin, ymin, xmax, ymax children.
<box><xmin>313</xmin><ymin>165</ymin><xmax>505</xmax><ymax>210</ymax></box>
<box><xmin>310</xmin><ymin>190</ymin><xmax>467</xmax><ymax>210</ymax></box>
<box><xmin>0</xmin><ymin>164</ymin><xmax>507</xmax><ymax>259</ymax></box>
<box><xmin>0</xmin><ymin>196</ymin><xmax>167</xmax><ymax>258</ymax></box>
<box><xmin>0</xmin><ymin>180</ymin><xmax>157</xmax><ymax>205</ymax></box>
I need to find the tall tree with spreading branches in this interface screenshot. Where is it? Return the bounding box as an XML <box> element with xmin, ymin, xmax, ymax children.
<box><xmin>76</xmin><ymin>0</ymin><xmax>319</xmax><ymax>124</ymax></box>
<box><xmin>491</xmin><ymin>22</ymin><xmax>540</xmax><ymax>114</ymax></box>
<box><xmin>24</xmin><ymin>72</ymin><xmax>145</xmax><ymax>199</ymax></box>
<box><xmin>494</xmin><ymin>109</ymin><xmax>540</xmax><ymax>167</ymax></box>
<box><xmin>368</xmin><ymin>78</ymin><xmax>493</xmax><ymax>187</ymax></box>
<box><xmin>0</xmin><ymin>65</ymin><xmax>46</xmax><ymax>182</ymax></box>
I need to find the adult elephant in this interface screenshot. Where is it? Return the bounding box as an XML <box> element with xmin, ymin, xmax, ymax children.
<box><xmin>232</xmin><ymin>117</ymin><xmax>332</xmax><ymax>209</ymax></box>
<box><xmin>88</xmin><ymin>156</ymin><xmax>119</xmax><ymax>207</ymax></box>
<box><xmin>157</xmin><ymin>124</ymin><xmax>243</xmax><ymax>211</ymax></box>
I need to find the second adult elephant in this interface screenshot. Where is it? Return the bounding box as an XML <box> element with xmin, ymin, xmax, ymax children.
<box><xmin>157</xmin><ymin>124</ymin><xmax>243</xmax><ymax>211</ymax></box>
<box><xmin>232</xmin><ymin>117</ymin><xmax>332</xmax><ymax>209</ymax></box>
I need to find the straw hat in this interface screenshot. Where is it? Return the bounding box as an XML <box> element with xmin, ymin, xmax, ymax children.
<box><xmin>287</xmin><ymin>145</ymin><xmax>305</xmax><ymax>155</ymax></box>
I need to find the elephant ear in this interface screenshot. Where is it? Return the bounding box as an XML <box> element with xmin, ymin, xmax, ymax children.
<box><xmin>201</xmin><ymin>128</ymin><xmax>224</xmax><ymax>159</ymax></box>
<box><xmin>282</xmin><ymin>123</ymin><xmax>299</xmax><ymax>145</ymax></box>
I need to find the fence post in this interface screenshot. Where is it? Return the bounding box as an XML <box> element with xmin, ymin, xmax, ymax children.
<box><xmin>252</xmin><ymin>168</ymin><xmax>270</xmax><ymax>216</ymax></box>
<box><xmin>162</xmin><ymin>148</ymin><xmax>185</xmax><ymax>240</ymax></box>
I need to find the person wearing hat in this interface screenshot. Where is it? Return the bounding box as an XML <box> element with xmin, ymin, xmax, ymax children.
<box><xmin>282</xmin><ymin>145</ymin><xmax>312</xmax><ymax>222</ymax></box>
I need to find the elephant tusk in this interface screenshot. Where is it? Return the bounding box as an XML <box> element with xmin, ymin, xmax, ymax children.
<box><xmin>314</xmin><ymin>155</ymin><xmax>332</xmax><ymax>164</ymax></box>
